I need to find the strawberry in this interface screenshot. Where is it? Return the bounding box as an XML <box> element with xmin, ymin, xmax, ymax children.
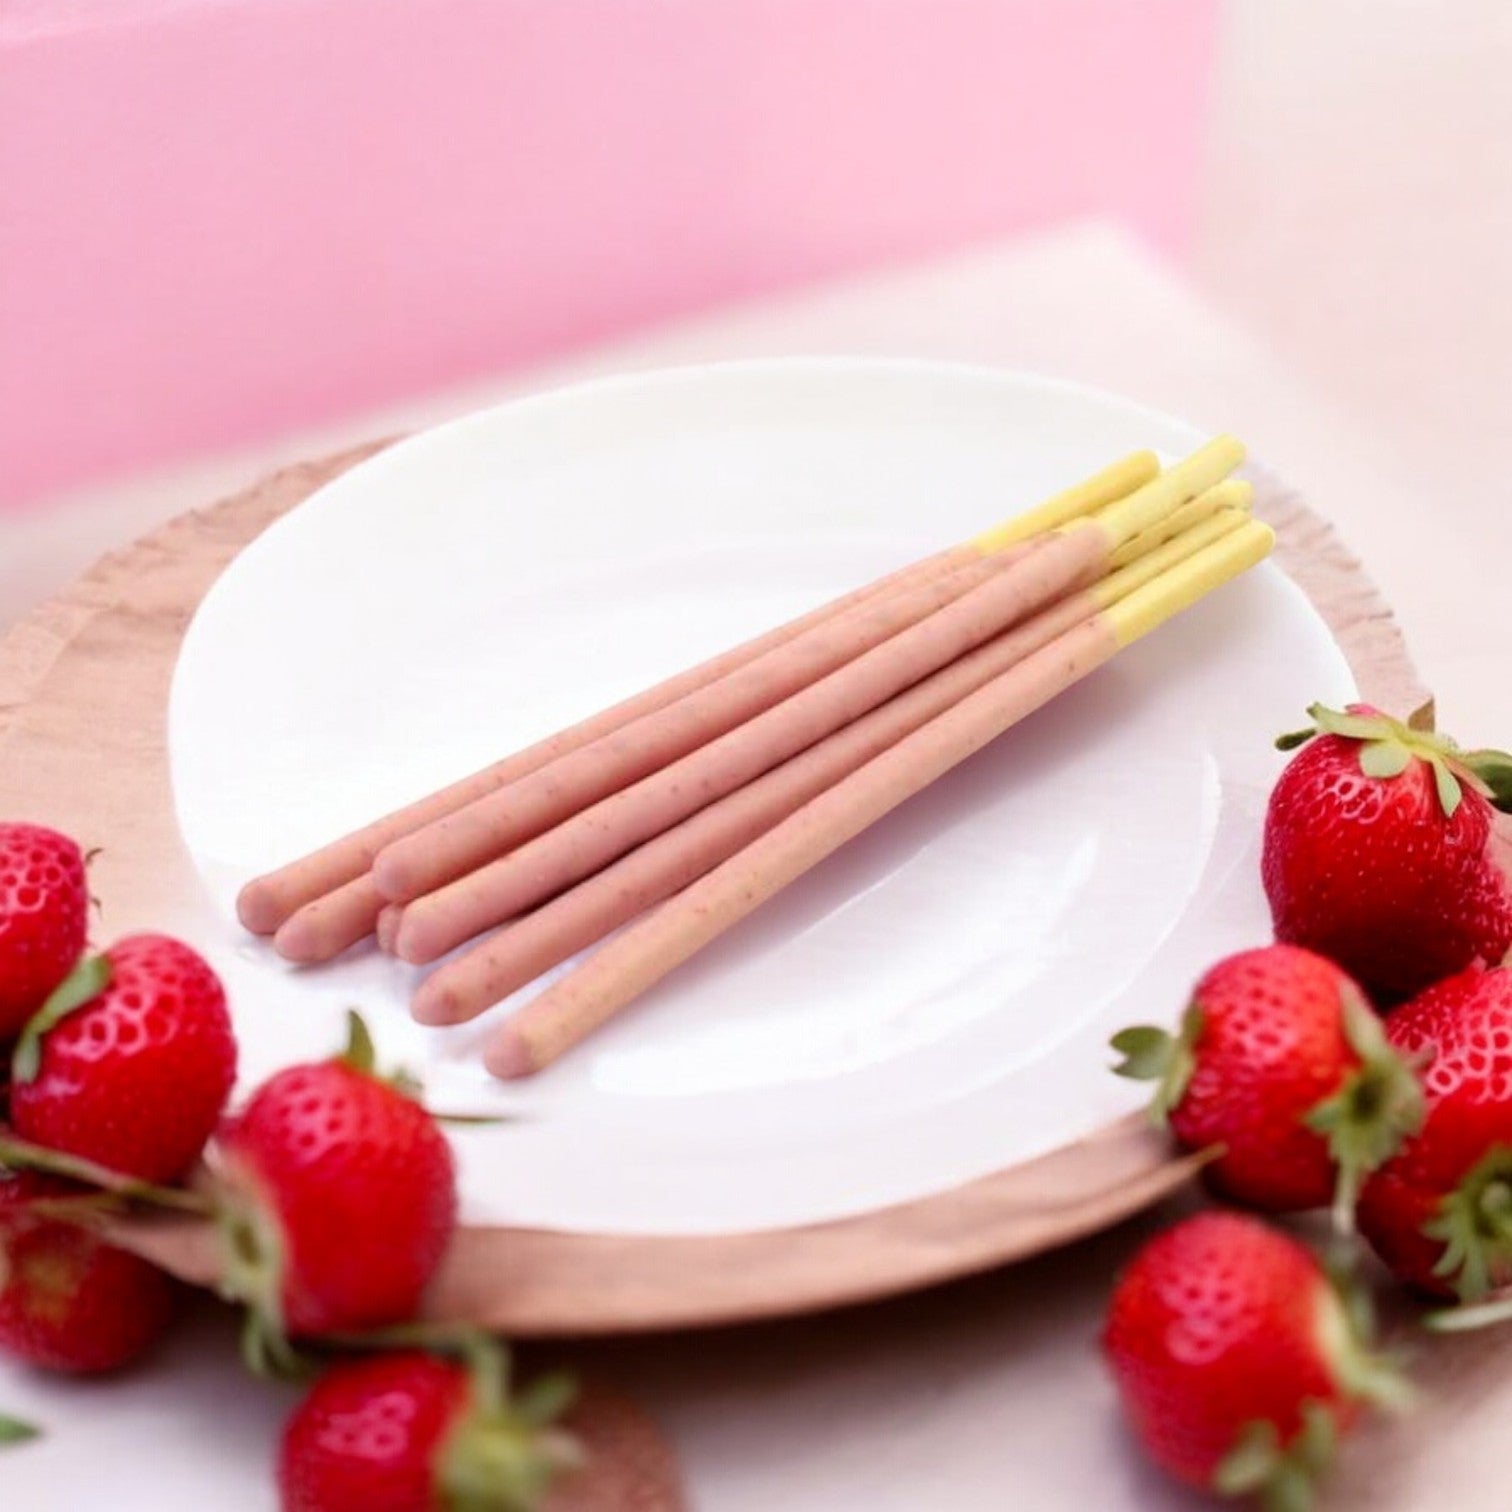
<box><xmin>1263</xmin><ymin>703</ymin><xmax>1512</xmax><ymax>1004</ymax></box>
<box><xmin>1102</xmin><ymin>1212</ymin><xmax>1402</xmax><ymax>1507</ymax></box>
<box><xmin>278</xmin><ymin>1343</ymin><xmax>578</xmax><ymax>1512</ymax></box>
<box><xmin>213</xmin><ymin>1014</ymin><xmax>457</xmax><ymax>1361</ymax></box>
<box><xmin>8</xmin><ymin>934</ymin><xmax>237</xmax><ymax>1183</ymax></box>
<box><xmin>0</xmin><ymin>1171</ymin><xmax>176</xmax><ymax>1374</ymax></box>
<box><xmin>1357</xmin><ymin>963</ymin><xmax>1512</xmax><ymax>1303</ymax></box>
<box><xmin>0</xmin><ymin>822</ymin><xmax>89</xmax><ymax>1038</ymax></box>
<box><xmin>1112</xmin><ymin>945</ymin><xmax>1423</xmax><ymax>1220</ymax></box>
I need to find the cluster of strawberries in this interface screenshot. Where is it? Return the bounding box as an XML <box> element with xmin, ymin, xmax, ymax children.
<box><xmin>0</xmin><ymin>822</ymin><xmax>576</xmax><ymax>1511</ymax></box>
<box><xmin>1103</xmin><ymin>704</ymin><xmax>1512</xmax><ymax>1508</ymax></box>
<box><xmin>10</xmin><ymin>696</ymin><xmax>1511</xmax><ymax>1509</ymax></box>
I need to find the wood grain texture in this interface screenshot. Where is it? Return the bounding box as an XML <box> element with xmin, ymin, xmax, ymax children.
<box><xmin>0</xmin><ymin>442</ymin><xmax>1431</xmax><ymax>1338</ymax></box>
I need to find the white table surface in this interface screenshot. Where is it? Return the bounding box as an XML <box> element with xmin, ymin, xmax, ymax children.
<box><xmin>2</xmin><ymin>222</ymin><xmax>1508</xmax><ymax>1509</ymax></box>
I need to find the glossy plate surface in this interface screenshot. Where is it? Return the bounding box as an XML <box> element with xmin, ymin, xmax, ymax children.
<box><xmin>169</xmin><ymin>360</ymin><xmax>1355</xmax><ymax>1232</ymax></box>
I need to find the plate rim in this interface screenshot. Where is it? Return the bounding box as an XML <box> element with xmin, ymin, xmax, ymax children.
<box><xmin>1</xmin><ymin>358</ymin><xmax>1431</xmax><ymax>1330</ymax></box>
<box><xmin>167</xmin><ymin>356</ymin><xmax>1334</xmax><ymax>1226</ymax></box>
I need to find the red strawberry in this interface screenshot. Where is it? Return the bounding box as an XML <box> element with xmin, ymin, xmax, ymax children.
<box><xmin>9</xmin><ymin>935</ymin><xmax>237</xmax><ymax>1183</ymax></box>
<box><xmin>1113</xmin><ymin>945</ymin><xmax>1423</xmax><ymax>1218</ymax></box>
<box><xmin>278</xmin><ymin>1344</ymin><xmax>578</xmax><ymax>1512</ymax></box>
<box><xmin>1358</xmin><ymin>964</ymin><xmax>1512</xmax><ymax>1303</ymax></box>
<box><xmin>213</xmin><ymin>1014</ymin><xmax>457</xmax><ymax>1357</ymax></box>
<box><xmin>1103</xmin><ymin>1212</ymin><xmax>1402</xmax><ymax>1506</ymax></box>
<box><xmin>0</xmin><ymin>1172</ymin><xmax>176</xmax><ymax>1374</ymax></box>
<box><xmin>0</xmin><ymin>823</ymin><xmax>88</xmax><ymax>1037</ymax></box>
<box><xmin>1263</xmin><ymin>703</ymin><xmax>1512</xmax><ymax>1003</ymax></box>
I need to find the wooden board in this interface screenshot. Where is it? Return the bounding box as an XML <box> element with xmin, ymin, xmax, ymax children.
<box><xmin>0</xmin><ymin>446</ymin><xmax>1431</xmax><ymax>1337</ymax></box>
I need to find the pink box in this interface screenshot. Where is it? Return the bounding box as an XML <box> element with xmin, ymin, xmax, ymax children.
<box><xmin>0</xmin><ymin>0</ymin><xmax>1219</xmax><ymax>510</ymax></box>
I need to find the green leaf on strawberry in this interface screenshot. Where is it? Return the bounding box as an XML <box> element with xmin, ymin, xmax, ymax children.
<box><xmin>339</xmin><ymin>1008</ymin><xmax>426</xmax><ymax>1103</ymax></box>
<box><xmin>442</xmin><ymin>1338</ymin><xmax>582</xmax><ymax>1510</ymax></box>
<box><xmin>1310</xmin><ymin>703</ymin><xmax>1467</xmax><ymax>818</ymax></box>
<box><xmin>1432</xmin><ymin>757</ymin><xmax>1463</xmax><ymax>820</ymax></box>
<box><xmin>1275</xmin><ymin>726</ymin><xmax>1318</xmax><ymax>752</ymax></box>
<box><xmin>512</xmin><ymin>1370</ymin><xmax>578</xmax><ymax>1429</ymax></box>
<box><xmin>339</xmin><ymin>1009</ymin><xmax>378</xmax><ymax>1077</ymax></box>
<box><xmin>1423</xmin><ymin>1294</ymin><xmax>1512</xmax><ymax>1332</ymax></box>
<box><xmin>1313</xmin><ymin>1263</ymin><xmax>1415</xmax><ymax>1412</ymax></box>
<box><xmin>0</xmin><ymin>1416</ymin><xmax>40</xmax><ymax>1447</ymax></box>
<box><xmin>1284</xmin><ymin>701</ymin><xmax>1512</xmax><ymax>820</ymax></box>
<box><xmin>12</xmin><ymin>953</ymin><xmax>112</xmax><ymax>1084</ymax></box>
<box><xmin>1308</xmin><ymin>706</ymin><xmax>1392</xmax><ymax>743</ymax></box>
<box><xmin>1213</xmin><ymin>1418</ymin><xmax>1282</xmax><ymax>1498</ymax></box>
<box><xmin>1422</xmin><ymin>1145</ymin><xmax>1512</xmax><ymax>1304</ymax></box>
<box><xmin>1358</xmin><ymin>740</ymin><xmax>1410</xmax><ymax>780</ymax></box>
<box><xmin>1214</xmin><ymin>1403</ymin><xmax>1337</xmax><ymax>1512</ymax></box>
<box><xmin>1305</xmin><ymin>988</ymin><xmax>1426</xmax><ymax>1232</ymax></box>
<box><xmin>1461</xmin><ymin>748</ymin><xmax>1512</xmax><ymax>813</ymax></box>
<box><xmin>1110</xmin><ymin>1004</ymin><xmax>1202</xmax><ymax>1124</ymax></box>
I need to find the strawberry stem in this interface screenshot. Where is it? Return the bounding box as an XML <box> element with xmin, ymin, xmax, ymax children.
<box><xmin>1406</xmin><ymin>699</ymin><xmax>1437</xmax><ymax>734</ymax></box>
<box><xmin>465</xmin><ymin>1335</ymin><xmax>511</xmax><ymax>1418</ymax></box>
<box><xmin>513</xmin><ymin>1373</ymin><xmax>577</xmax><ymax>1429</ymax></box>
<box><xmin>0</xmin><ymin>1133</ymin><xmax>212</xmax><ymax>1214</ymax></box>
<box><xmin>12</xmin><ymin>955</ymin><xmax>112</xmax><ymax>1084</ymax></box>
<box><xmin>21</xmin><ymin>1192</ymin><xmax>132</xmax><ymax>1224</ymax></box>
<box><xmin>318</xmin><ymin>1321</ymin><xmax>489</xmax><ymax>1354</ymax></box>
<box><xmin>214</xmin><ymin>1175</ymin><xmax>306</xmax><ymax>1382</ymax></box>
<box><xmin>240</xmin><ymin>1308</ymin><xmax>318</xmax><ymax>1383</ymax></box>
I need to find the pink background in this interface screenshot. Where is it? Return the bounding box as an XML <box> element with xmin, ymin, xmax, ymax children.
<box><xmin>0</xmin><ymin>0</ymin><xmax>1220</xmax><ymax>511</ymax></box>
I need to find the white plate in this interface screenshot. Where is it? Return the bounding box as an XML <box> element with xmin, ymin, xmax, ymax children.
<box><xmin>168</xmin><ymin>359</ymin><xmax>1355</xmax><ymax>1234</ymax></box>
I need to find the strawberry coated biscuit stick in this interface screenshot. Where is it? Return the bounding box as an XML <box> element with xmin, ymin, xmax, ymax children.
<box><xmin>392</xmin><ymin>448</ymin><xmax>1248</xmax><ymax>964</ymax></box>
<box><xmin>370</xmin><ymin>446</ymin><xmax>1239</xmax><ymax>914</ymax></box>
<box><xmin>483</xmin><ymin>518</ymin><xmax>1273</xmax><ymax>1079</ymax></box>
<box><xmin>259</xmin><ymin>450</ymin><xmax>1160</xmax><ymax>961</ymax></box>
<box><xmin>411</xmin><ymin>499</ymin><xmax>1254</xmax><ymax>1025</ymax></box>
